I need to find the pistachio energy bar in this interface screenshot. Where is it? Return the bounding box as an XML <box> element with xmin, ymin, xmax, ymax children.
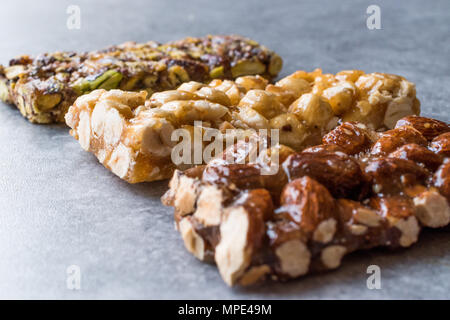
<box><xmin>0</xmin><ymin>35</ymin><xmax>281</xmax><ymax>123</ymax></box>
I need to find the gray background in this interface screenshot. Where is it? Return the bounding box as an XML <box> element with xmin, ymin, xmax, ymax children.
<box><xmin>0</xmin><ymin>0</ymin><xmax>449</xmax><ymax>299</ymax></box>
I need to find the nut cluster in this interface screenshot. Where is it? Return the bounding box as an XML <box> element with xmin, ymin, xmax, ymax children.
<box><xmin>65</xmin><ymin>76</ymin><xmax>266</xmax><ymax>183</ymax></box>
<box><xmin>66</xmin><ymin>69</ymin><xmax>420</xmax><ymax>183</ymax></box>
<box><xmin>162</xmin><ymin>115</ymin><xmax>450</xmax><ymax>286</ymax></box>
<box><xmin>220</xmin><ymin>69</ymin><xmax>420</xmax><ymax>150</ymax></box>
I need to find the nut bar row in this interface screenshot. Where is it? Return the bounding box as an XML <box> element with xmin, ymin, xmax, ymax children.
<box><xmin>162</xmin><ymin>115</ymin><xmax>450</xmax><ymax>286</ymax></box>
<box><xmin>0</xmin><ymin>35</ymin><xmax>281</xmax><ymax>123</ymax></box>
<box><xmin>65</xmin><ymin>69</ymin><xmax>420</xmax><ymax>183</ymax></box>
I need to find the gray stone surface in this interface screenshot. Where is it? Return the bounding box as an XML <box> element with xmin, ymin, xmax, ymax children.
<box><xmin>0</xmin><ymin>0</ymin><xmax>449</xmax><ymax>299</ymax></box>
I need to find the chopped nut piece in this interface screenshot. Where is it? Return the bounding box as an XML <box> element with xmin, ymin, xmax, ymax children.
<box><xmin>4</xmin><ymin>65</ymin><xmax>25</xmax><ymax>79</ymax></box>
<box><xmin>321</xmin><ymin>245</ymin><xmax>347</xmax><ymax>269</ymax></box>
<box><xmin>413</xmin><ymin>191</ymin><xmax>450</xmax><ymax>228</ymax></box>
<box><xmin>313</xmin><ymin>218</ymin><xmax>337</xmax><ymax>243</ymax></box>
<box><xmin>322</xmin><ymin>81</ymin><xmax>355</xmax><ymax>115</ymax></box>
<box><xmin>202</xmin><ymin>163</ymin><xmax>264</xmax><ymax>190</ymax></box>
<box><xmin>269</xmin><ymin>113</ymin><xmax>310</xmax><ymax>150</ymax></box>
<box><xmin>231</xmin><ymin>60</ymin><xmax>266</xmax><ymax>78</ymax></box>
<box><xmin>35</xmin><ymin>93</ymin><xmax>62</xmax><ymax>111</ymax></box>
<box><xmin>238</xmin><ymin>90</ymin><xmax>285</xmax><ymax>119</ymax></box>
<box><xmin>77</xmin><ymin>111</ymin><xmax>92</xmax><ymax>151</ymax></box>
<box><xmin>268</xmin><ymin>54</ymin><xmax>283</xmax><ymax>76</ymax></box>
<box><xmin>349</xmin><ymin>224</ymin><xmax>368</xmax><ymax>236</ymax></box>
<box><xmin>343</xmin><ymin>72</ymin><xmax>420</xmax><ymax>129</ymax></box>
<box><xmin>209</xmin><ymin>66</ymin><xmax>224</xmax><ymax>79</ymax></box>
<box><xmin>276</xmin><ymin>240</ymin><xmax>311</xmax><ymax>277</ymax></box>
<box><xmin>161</xmin><ymin>168</ymin><xmax>203</xmax><ymax>207</ymax></box>
<box><xmin>215</xmin><ymin>206</ymin><xmax>261</xmax><ymax>286</ymax></box>
<box><xmin>213</xmin><ymin>189</ymin><xmax>272</xmax><ymax>286</ymax></box>
<box><xmin>393</xmin><ymin>216</ymin><xmax>420</xmax><ymax>247</ymax></box>
<box><xmin>370</xmin><ymin>196</ymin><xmax>420</xmax><ymax>247</ymax></box>
<box><xmin>107</xmin><ymin>143</ymin><xmax>132</xmax><ymax>178</ymax></box>
<box><xmin>193</xmin><ymin>185</ymin><xmax>226</xmax><ymax>226</ymax></box>
<box><xmin>384</xmin><ymin>99</ymin><xmax>419</xmax><ymax>129</ymax></box>
<box><xmin>179</xmin><ymin>217</ymin><xmax>206</xmax><ymax>260</ymax></box>
<box><xmin>354</xmin><ymin>207</ymin><xmax>382</xmax><ymax>227</ymax></box>
<box><xmin>267</xmin><ymin>77</ymin><xmax>310</xmax><ymax>106</ymax></box>
<box><xmin>173</xmin><ymin>175</ymin><xmax>201</xmax><ymax>216</ymax></box>
<box><xmin>235</xmin><ymin>75</ymin><xmax>268</xmax><ymax>91</ymax></box>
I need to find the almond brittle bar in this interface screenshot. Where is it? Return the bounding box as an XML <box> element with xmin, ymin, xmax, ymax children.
<box><xmin>0</xmin><ymin>35</ymin><xmax>281</xmax><ymax>123</ymax></box>
<box><xmin>162</xmin><ymin>116</ymin><xmax>450</xmax><ymax>286</ymax></box>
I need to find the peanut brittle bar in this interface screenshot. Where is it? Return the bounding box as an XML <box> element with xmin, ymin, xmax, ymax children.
<box><xmin>0</xmin><ymin>35</ymin><xmax>281</xmax><ymax>123</ymax></box>
<box><xmin>66</xmin><ymin>69</ymin><xmax>420</xmax><ymax>183</ymax></box>
<box><xmin>162</xmin><ymin>115</ymin><xmax>450</xmax><ymax>286</ymax></box>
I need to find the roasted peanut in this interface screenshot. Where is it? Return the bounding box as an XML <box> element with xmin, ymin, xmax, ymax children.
<box><xmin>238</xmin><ymin>89</ymin><xmax>285</xmax><ymax>119</ymax></box>
<box><xmin>289</xmin><ymin>93</ymin><xmax>334</xmax><ymax>128</ymax></box>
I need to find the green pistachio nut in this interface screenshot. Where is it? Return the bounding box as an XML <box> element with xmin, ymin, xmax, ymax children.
<box><xmin>209</xmin><ymin>66</ymin><xmax>224</xmax><ymax>79</ymax></box>
<box><xmin>268</xmin><ymin>54</ymin><xmax>283</xmax><ymax>76</ymax></box>
<box><xmin>120</xmin><ymin>75</ymin><xmax>141</xmax><ymax>91</ymax></box>
<box><xmin>189</xmin><ymin>50</ymin><xmax>203</xmax><ymax>59</ymax></box>
<box><xmin>168</xmin><ymin>50</ymin><xmax>187</xmax><ymax>59</ymax></box>
<box><xmin>0</xmin><ymin>80</ymin><xmax>11</xmax><ymax>103</ymax></box>
<box><xmin>35</xmin><ymin>93</ymin><xmax>62</xmax><ymax>112</ymax></box>
<box><xmin>71</xmin><ymin>78</ymin><xmax>90</xmax><ymax>95</ymax></box>
<box><xmin>246</xmin><ymin>39</ymin><xmax>259</xmax><ymax>46</ymax></box>
<box><xmin>146</xmin><ymin>52</ymin><xmax>162</xmax><ymax>60</ymax></box>
<box><xmin>143</xmin><ymin>74</ymin><xmax>158</xmax><ymax>88</ymax></box>
<box><xmin>231</xmin><ymin>60</ymin><xmax>266</xmax><ymax>78</ymax></box>
<box><xmin>90</xmin><ymin>70</ymin><xmax>121</xmax><ymax>90</ymax></box>
<box><xmin>157</xmin><ymin>44</ymin><xmax>168</xmax><ymax>52</ymax></box>
<box><xmin>72</xmin><ymin>70</ymin><xmax>123</xmax><ymax>94</ymax></box>
<box><xmin>168</xmin><ymin>66</ymin><xmax>189</xmax><ymax>86</ymax></box>
<box><xmin>98</xmin><ymin>71</ymin><xmax>123</xmax><ymax>90</ymax></box>
<box><xmin>144</xmin><ymin>88</ymin><xmax>154</xmax><ymax>96</ymax></box>
<box><xmin>17</xmin><ymin>95</ymin><xmax>28</xmax><ymax>116</ymax></box>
